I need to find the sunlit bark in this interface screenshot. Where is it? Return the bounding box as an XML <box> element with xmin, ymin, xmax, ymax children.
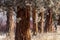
<box><xmin>32</xmin><ymin>8</ymin><xmax>38</xmax><ymax>35</ymax></box>
<box><xmin>40</xmin><ymin>12</ymin><xmax>44</xmax><ymax>33</ymax></box>
<box><xmin>7</xmin><ymin>7</ymin><xmax>15</xmax><ymax>40</ymax></box>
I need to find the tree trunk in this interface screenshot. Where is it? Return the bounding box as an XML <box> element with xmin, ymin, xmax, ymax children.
<box><xmin>15</xmin><ymin>6</ymin><xmax>31</xmax><ymax>40</ymax></box>
<box><xmin>44</xmin><ymin>8</ymin><xmax>53</xmax><ymax>32</ymax></box>
<box><xmin>32</xmin><ymin>8</ymin><xmax>38</xmax><ymax>35</ymax></box>
<box><xmin>48</xmin><ymin>10</ymin><xmax>53</xmax><ymax>32</ymax></box>
<box><xmin>7</xmin><ymin>7</ymin><xmax>15</xmax><ymax>40</ymax></box>
<box><xmin>40</xmin><ymin>12</ymin><xmax>44</xmax><ymax>33</ymax></box>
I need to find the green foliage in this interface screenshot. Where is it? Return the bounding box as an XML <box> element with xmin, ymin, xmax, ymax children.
<box><xmin>52</xmin><ymin>13</ymin><xmax>56</xmax><ymax>21</ymax></box>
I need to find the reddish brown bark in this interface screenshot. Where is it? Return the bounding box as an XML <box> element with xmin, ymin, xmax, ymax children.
<box><xmin>15</xmin><ymin>6</ymin><xmax>31</xmax><ymax>40</ymax></box>
<box><xmin>44</xmin><ymin>8</ymin><xmax>53</xmax><ymax>32</ymax></box>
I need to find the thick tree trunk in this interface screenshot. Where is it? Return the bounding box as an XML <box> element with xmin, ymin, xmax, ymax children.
<box><xmin>44</xmin><ymin>8</ymin><xmax>53</xmax><ymax>32</ymax></box>
<box><xmin>7</xmin><ymin>7</ymin><xmax>15</xmax><ymax>40</ymax></box>
<box><xmin>32</xmin><ymin>8</ymin><xmax>38</xmax><ymax>35</ymax></box>
<box><xmin>15</xmin><ymin>6</ymin><xmax>31</xmax><ymax>40</ymax></box>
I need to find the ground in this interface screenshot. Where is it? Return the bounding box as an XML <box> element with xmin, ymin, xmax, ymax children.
<box><xmin>31</xmin><ymin>25</ymin><xmax>60</xmax><ymax>40</ymax></box>
<box><xmin>0</xmin><ymin>25</ymin><xmax>60</xmax><ymax>40</ymax></box>
<box><xmin>31</xmin><ymin>33</ymin><xmax>60</xmax><ymax>40</ymax></box>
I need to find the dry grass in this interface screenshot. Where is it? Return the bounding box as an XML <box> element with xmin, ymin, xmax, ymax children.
<box><xmin>31</xmin><ymin>33</ymin><xmax>60</xmax><ymax>40</ymax></box>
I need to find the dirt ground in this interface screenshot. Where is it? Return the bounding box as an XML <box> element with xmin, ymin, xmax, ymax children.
<box><xmin>31</xmin><ymin>25</ymin><xmax>60</xmax><ymax>40</ymax></box>
<box><xmin>0</xmin><ymin>25</ymin><xmax>60</xmax><ymax>40</ymax></box>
